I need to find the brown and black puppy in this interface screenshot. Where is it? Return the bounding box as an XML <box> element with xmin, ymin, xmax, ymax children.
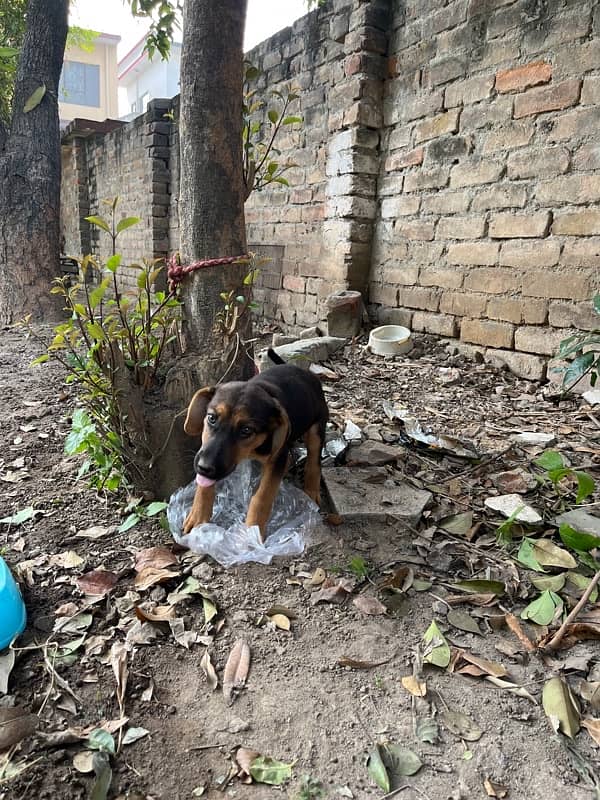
<box><xmin>182</xmin><ymin>361</ymin><xmax>329</xmax><ymax>540</ymax></box>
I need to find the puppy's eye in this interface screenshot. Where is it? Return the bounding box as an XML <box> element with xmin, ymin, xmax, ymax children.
<box><xmin>206</xmin><ymin>412</ymin><xmax>217</xmax><ymax>426</ymax></box>
<box><xmin>240</xmin><ymin>425</ymin><xmax>254</xmax><ymax>438</ymax></box>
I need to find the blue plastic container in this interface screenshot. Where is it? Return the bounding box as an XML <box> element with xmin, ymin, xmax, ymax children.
<box><xmin>0</xmin><ymin>556</ymin><xmax>26</xmax><ymax>650</ymax></box>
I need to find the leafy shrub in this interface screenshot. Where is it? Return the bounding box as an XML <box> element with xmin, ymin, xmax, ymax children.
<box><xmin>558</xmin><ymin>293</ymin><xmax>600</xmax><ymax>390</ymax></box>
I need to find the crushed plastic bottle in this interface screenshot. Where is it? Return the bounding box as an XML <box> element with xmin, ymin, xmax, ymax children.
<box><xmin>167</xmin><ymin>460</ymin><xmax>319</xmax><ymax>567</ymax></box>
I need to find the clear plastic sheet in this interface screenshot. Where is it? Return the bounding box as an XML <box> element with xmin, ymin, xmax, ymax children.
<box><xmin>167</xmin><ymin>460</ymin><xmax>319</xmax><ymax>567</ymax></box>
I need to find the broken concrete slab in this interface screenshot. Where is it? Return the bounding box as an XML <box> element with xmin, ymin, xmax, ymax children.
<box><xmin>272</xmin><ymin>336</ymin><xmax>346</xmax><ymax>365</ymax></box>
<box><xmin>347</xmin><ymin>441</ymin><xmax>403</xmax><ymax>467</ymax></box>
<box><xmin>555</xmin><ymin>509</ymin><xmax>600</xmax><ymax>537</ymax></box>
<box><xmin>299</xmin><ymin>326</ymin><xmax>324</xmax><ymax>339</ymax></box>
<box><xmin>323</xmin><ymin>466</ymin><xmax>432</xmax><ymax>526</ymax></box>
<box><xmin>484</xmin><ymin>494</ymin><xmax>543</xmax><ymax>524</ymax></box>
<box><xmin>326</xmin><ymin>290</ymin><xmax>363</xmax><ymax>338</ymax></box>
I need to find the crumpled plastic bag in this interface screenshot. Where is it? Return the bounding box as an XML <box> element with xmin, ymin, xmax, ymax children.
<box><xmin>167</xmin><ymin>460</ymin><xmax>319</xmax><ymax>567</ymax></box>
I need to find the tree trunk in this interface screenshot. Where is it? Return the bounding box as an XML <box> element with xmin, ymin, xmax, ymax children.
<box><xmin>177</xmin><ymin>0</ymin><xmax>254</xmax><ymax>387</ymax></box>
<box><xmin>0</xmin><ymin>0</ymin><xmax>67</xmax><ymax>325</ymax></box>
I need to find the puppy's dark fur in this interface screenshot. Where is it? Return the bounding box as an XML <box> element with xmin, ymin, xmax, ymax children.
<box><xmin>183</xmin><ymin>356</ymin><xmax>329</xmax><ymax>539</ymax></box>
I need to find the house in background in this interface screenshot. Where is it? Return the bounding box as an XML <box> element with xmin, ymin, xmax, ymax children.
<box><xmin>118</xmin><ymin>37</ymin><xmax>182</xmax><ymax>120</ymax></box>
<box><xmin>59</xmin><ymin>33</ymin><xmax>121</xmax><ymax>126</ymax></box>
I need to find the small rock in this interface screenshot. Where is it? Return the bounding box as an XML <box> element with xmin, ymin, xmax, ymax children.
<box><xmin>583</xmin><ymin>389</ymin><xmax>600</xmax><ymax>406</ymax></box>
<box><xmin>227</xmin><ymin>716</ymin><xmax>250</xmax><ymax>733</ymax></box>
<box><xmin>299</xmin><ymin>326</ymin><xmax>323</xmax><ymax>340</ymax></box>
<box><xmin>555</xmin><ymin>509</ymin><xmax>600</xmax><ymax>537</ymax></box>
<box><xmin>436</xmin><ymin>367</ymin><xmax>460</xmax><ymax>385</ymax></box>
<box><xmin>191</xmin><ymin>562</ymin><xmax>214</xmax><ymax>582</ymax></box>
<box><xmin>491</xmin><ymin>469</ymin><xmax>536</xmax><ymax>495</ymax></box>
<box><xmin>348</xmin><ymin>441</ymin><xmax>402</xmax><ymax>466</ymax></box>
<box><xmin>363</xmin><ymin>424</ymin><xmax>383</xmax><ymax>442</ymax></box>
<box><xmin>484</xmin><ymin>494</ymin><xmax>542</xmax><ymax>524</ymax></box>
<box><xmin>512</xmin><ymin>431</ymin><xmax>556</xmax><ymax>447</ymax></box>
<box><xmin>272</xmin><ymin>333</ymin><xmax>296</xmax><ymax>347</ymax></box>
<box><xmin>149</xmin><ymin>586</ymin><xmax>166</xmax><ymax>602</ymax></box>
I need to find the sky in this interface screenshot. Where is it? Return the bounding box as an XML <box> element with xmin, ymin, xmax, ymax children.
<box><xmin>69</xmin><ymin>0</ymin><xmax>309</xmax><ymax>57</ymax></box>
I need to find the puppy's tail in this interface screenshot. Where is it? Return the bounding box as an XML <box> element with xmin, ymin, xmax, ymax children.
<box><xmin>267</xmin><ymin>347</ymin><xmax>286</xmax><ymax>365</ymax></box>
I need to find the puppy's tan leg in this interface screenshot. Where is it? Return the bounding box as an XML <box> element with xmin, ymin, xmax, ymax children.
<box><xmin>183</xmin><ymin>484</ymin><xmax>216</xmax><ymax>533</ymax></box>
<box><xmin>303</xmin><ymin>422</ymin><xmax>322</xmax><ymax>506</ymax></box>
<box><xmin>246</xmin><ymin>462</ymin><xmax>284</xmax><ymax>542</ymax></box>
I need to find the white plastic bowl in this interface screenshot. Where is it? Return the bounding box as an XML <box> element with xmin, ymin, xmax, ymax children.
<box><xmin>368</xmin><ymin>325</ymin><xmax>412</xmax><ymax>356</ymax></box>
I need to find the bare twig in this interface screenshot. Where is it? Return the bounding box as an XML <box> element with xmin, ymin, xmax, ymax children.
<box><xmin>505</xmin><ymin>613</ymin><xmax>536</xmax><ymax>652</ymax></box>
<box><xmin>543</xmin><ymin>569</ymin><xmax>600</xmax><ymax>652</ymax></box>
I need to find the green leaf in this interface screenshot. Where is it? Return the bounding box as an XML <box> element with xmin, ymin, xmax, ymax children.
<box><xmin>87</xmin><ymin>322</ymin><xmax>105</xmax><ymax>341</ymax></box>
<box><xmin>566</xmin><ymin>572</ymin><xmax>599</xmax><ymax>602</ymax></box>
<box><xmin>559</xmin><ymin>523</ymin><xmax>600</xmax><ymax>552</ymax></box>
<box><xmin>31</xmin><ymin>354</ymin><xmax>49</xmax><ymax>365</ymax></box>
<box><xmin>282</xmin><ymin>115</ymin><xmax>302</xmax><ymax>125</ymax></box>
<box><xmin>116</xmin><ymin>216</ymin><xmax>141</xmax><ymax>234</ymax></box>
<box><xmin>575</xmin><ymin>471</ymin><xmax>595</xmax><ymax>504</ymax></box>
<box><xmin>118</xmin><ymin>513</ymin><xmax>140</xmax><ymax>533</ymax></box>
<box><xmin>593</xmin><ymin>294</ymin><xmax>600</xmax><ymax>315</ymax></box>
<box><xmin>0</xmin><ymin>46</ymin><xmax>19</xmax><ymax>58</ymax></box>
<box><xmin>521</xmin><ymin>590</ymin><xmax>562</xmax><ymax>626</ymax></box>
<box><xmin>89</xmin><ymin>278</ymin><xmax>110</xmax><ymax>309</ymax></box>
<box><xmin>106</xmin><ymin>254</ymin><xmax>121</xmax><ymax>273</ymax></box>
<box><xmin>381</xmin><ymin>743</ymin><xmax>422</xmax><ymax>778</ymax></box>
<box><xmin>447</xmin><ymin>609</ymin><xmax>481</xmax><ymax>635</ymax></box>
<box><xmin>122</xmin><ymin>726</ymin><xmax>150</xmax><ymax>745</ymax></box>
<box><xmin>249</xmin><ymin>756</ymin><xmax>293</xmax><ymax>785</ymax></box>
<box><xmin>450</xmin><ymin>579</ymin><xmax>505</xmax><ymax>595</ymax></box>
<box><xmin>0</xmin><ymin>506</ymin><xmax>36</xmax><ymax>525</ymax></box>
<box><xmin>535</xmin><ymin>450</ymin><xmax>564</xmax><ymax>472</ymax></box>
<box><xmin>531</xmin><ymin>573</ymin><xmax>566</xmax><ymax>592</ymax></box>
<box><xmin>517</xmin><ymin>538</ymin><xmax>546</xmax><ymax>572</ymax></box>
<box><xmin>23</xmin><ymin>84</ymin><xmax>46</xmax><ymax>112</ymax></box>
<box><xmin>440</xmin><ymin>709</ymin><xmax>482</xmax><ymax>741</ymax></box>
<box><xmin>542</xmin><ymin>676</ymin><xmax>580</xmax><ymax>738</ymax></box>
<box><xmin>202</xmin><ymin>596</ymin><xmax>217</xmax><ymax>624</ymax></box>
<box><xmin>86</xmin><ymin>729</ymin><xmax>116</xmax><ymax>755</ymax></box>
<box><xmin>564</xmin><ymin>352</ymin><xmax>596</xmax><ymax>387</ymax></box>
<box><xmin>367</xmin><ymin>746</ymin><xmax>390</xmax><ymax>792</ymax></box>
<box><xmin>267</xmin><ymin>108</ymin><xmax>279</xmax><ymax>124</ymax></box>
<box><xmin>422</xmin><ymin>620</ymin><xmax>450</xmax><ymax>668</ymax></box>
<box><xmin>85</xmin><ymin>215</ymin><xmax>111</xmax><ymax>234</ymax></box>
<box><xmin>244</xmin><ymin>64</ymin><xmax>260</xmax><ymax>81</ymax></box>
<box><xmin>145</xmin><ymin>501</ymin><xmax>168</xmax><ymax>516</ymax></box>
<box><xmin>89</xmin><ymin>752</ymin><xmax>112</xmax><ymax>800</ymax></box>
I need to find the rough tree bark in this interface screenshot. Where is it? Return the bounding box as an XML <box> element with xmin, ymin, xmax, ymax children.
<box><xmin>177</xmin><ymin>0</ymin><xmax>254</xmax><ymax>387</ymax></box>
<box><xmin>0</xmin><ymin>0</ymin><xmax>67</xmax><ymax>325</ymax></box>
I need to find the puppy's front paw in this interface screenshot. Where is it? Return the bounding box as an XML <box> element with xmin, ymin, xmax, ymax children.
<box><xmin>183</xmin><ymin>511</ymin><xmax>204</xmax><ymax>534</ymax></box>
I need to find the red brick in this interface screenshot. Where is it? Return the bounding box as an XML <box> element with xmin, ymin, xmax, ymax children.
<box><xmin>495</xmin><ymin>61</ymin><xmax>552</xmax><ymax>93</ymax></box>
<box><xmin>513</xmin><ymin>79</ymin><xmax>581</xmax><ymax>119</ymax></box>
<box><xmin>385</xmin><ymin>147</ymin><xmax>424</xmax><ymax>171</ymax></box>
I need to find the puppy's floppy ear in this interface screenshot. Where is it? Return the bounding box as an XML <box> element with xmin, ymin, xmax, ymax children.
<box><xmin>184</xmin><ymin>386</ymin><xmax>216</xmax><ymax>436</ymax></box>
<box><xmin>269</xmin><ymin>399</ymin><xmax>290</xmax><ymax>458</ymax></box>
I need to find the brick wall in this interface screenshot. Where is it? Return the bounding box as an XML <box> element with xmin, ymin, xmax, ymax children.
<box><xmin>60</xmin><ymin>0</ymin><xmax>600</xmax><ymax>376</ymax></box>
<box><xmin>369</xmin><ymin>0</ymin><xmax>600</xmax><ymax>378</ymax></box>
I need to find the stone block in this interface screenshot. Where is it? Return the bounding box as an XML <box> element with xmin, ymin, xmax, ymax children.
<box><xmin>522</xmin><ymin>271</ymin><xmax>590</xmax><ymax>300</ymax></box>
<box><xmin>485</xmin><ymin>349</ymin><xmax>547</xmax><ymax>380</ymax></box>
<box><xmin>326</xmin><ymin>290</ymin><xmax>364</xmax><ymax>338</ymax></box>
<box><xmin>423</xmin><ymin>56</ymin><xmax>467</xmax><ymax>87</ymax></box>
<box><xmin>495</xmin><ymin>61</ymin><xmax>552</xmax><ymax>93</ymax></box>
<box><xmin>272</xmin><ymin>336</ymin><xmax>347</xmax><ymax>364</ymax></box>
<box><xmin>437</xmin><ymin>215</ymin><xmax>486</xmax><ymax>240</ymax></box>
<box><xmin>481</xmin><ymin>121</ymin><xmax>534</xmax><ymax>154</ymax></box>
<box><xmin>419</xmin><ymin>267</ymin><xmax>464</xmax><ymax>289</ymax></box>
<box><xmin>464</xmin><ymin>267</ymin><xmax>520</xmax><ymax>294</ymax></box>
<box><xmin>581</xmin><ymin>75</ymin><xmax>600</xmax><ymax>105</ymax></box>
<box><xmin>499</xmin><ymin>240</ymin><xmax>560</xmax><ymax>268</ymax></box>
<box><xmin>411</xmin><ymin>310</ymin><xmax>458</xmax><ymax>336</ymax></box>
<box><xmin>283</xmin><ymin>275</ymin><xmax>306</xmax><ymax>293</ymax></box>
<box><xmin>440</xmin><ymin>290</ymin><xmax>487</xmax><ymax>317</ymax></box>
<box><xmin>461</xmin><ymin>318</ymin><xmax>514</xmax><ymax>349</ymax></box>
<box><xmin>450</xmin><ymin>159</ymin><xmax>504</xmax><ymax>188</ymax></box>
<box><xmin>421</xmin><ymin>191</ymin><xmax>470</xmax><ymax>215</ymax></box>
<box><xmin>395</xmin><ymin>220</ymin><xmax>436</xmax><ymax>240</ymax></box>
<box><xmin>562</xmin><ymin>239</ymin><xmax>600</xmax><ymax>268</ymax></box>
<box><xmin>486</xmin><ymin>297</ymin><xmax>548</xmax><ymax>325</ymax></box>
<box><xmin>404</xmin><ymin>167</ymin><xmax>450</xmax><ymax>192</ymax></box>
<box><xmin>427</xmin><ymin>136</ymin><xmax>471</xmax><ymax>162</ymax></box>
<box><xmin>445</xmin><ymin>75</ymin><xmax>494</xmax><ymax>107</ymax></box>
<box><xmin>374</xmin><ymin>306</ymin><xmax>413</xmax><ymax>327</ymax></box>
<box><xmin>447</xmin><ymin>242</ymin><xmax>499</xmax><ymax>265</ymax></box>
<box><xmin>414</xmin><ymin>110</ymin><xmax>461</xmax><ymax>143</ymax></box>
<box><xmin>548</xmin><ymin>301</ymin><xmax>600</xmax><ymax>331</ymax></box>
<box><xmin>322</xmin><ymin>466</ymin><xmax>432</xmax><ymax>525</ymax></box>
<box><xmin>397</xmin><ymin>286</ymin><xmax>441</xmax><ymax>311</ymax></box>
<box><xmin>489</xmin><ymin>211</ymin><xmax>551</xmax><ymax>239</ymax></box>
<box><xmin>553</xmin><ymin>209</ymin><xmax>600</xmax><ymax>236</ymax></box>
<box><xmin>385</xmin><ymin>147</ymin><xmax>425</xmax><ymax>171</ymax></box>
<box><xmin>381</xmin><ymin>196</ymin><xmax>420</xmax><ymax>218</ymax></box>
<box><xmin>471</xmin><ymin>184</ymin><xmax>528</xmax><ymax>211</ymax></box>
<box><xmin>513</xmin><ymin>79</ymin><xmax>581</xmax><ymax>119</ymax></box>
<box><xmin>514</xmin><ymin>325</ymin><xmax>571</xmax><ymax>356</ymax></box>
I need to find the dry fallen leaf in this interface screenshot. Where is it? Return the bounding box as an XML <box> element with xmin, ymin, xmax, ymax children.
<box><xmin>484</xmin><ymin>777</ymin><xmax>508</xmax><ymax>798</ymax></box>
<box><xmin>134</xmin><ymin>566</ymin><xmax>179</xmax><ymax>591</ymax></box>
<box><xmin>76</xmin><ymin>570</ymin><xmax>118</xmax><ymax>597</ymax></box>
<box><xmin>223</xmin><ymin>639</ymin><xmax>251</xmax><ymax>706</ymax></box>
<box><xmin>337</xmin><ymin>655</ymin><xmax>392</xmax><ymax>670</ymax></box>
<box><xmin>50</xmin><ymin>550</ymin><xmax>84</xmax><ymax>569</ymax></box>
<box><xmin>134</xmin><ymin>604</ymin><xmax>176</xmax><ymax>623</ymax></box>
<box><xmin>55</xmin><ymin>601</ymin><xmax>79</xmax><ymax>617</ymax></box>
<box><xmin>110</xmin><ymin>641</ymin><xmax>128</xmax><ymax>722</ymax></box>
<box><xmin>134</xmin><ymin>546</ymin><xmax>178</xmax><ymax>573</ymax></box>
<box><xmin>582</xmin><ymin>717</ymin><xmax>600</xmax><ymax>746</ymax></box>
<box><xmin>309</xmin><ymin>568</ymin><xmax>327</xmax><ymax>586</ymax></box>
<box><xmin>401</xmin><ymin>675</ymin><xmax>427</xmax><ymax>697</ymax></box>
<box><xmin>379</xmin><ymin>566</ymin><xmax>414</xmax><ymax>593</ymax></box>
<box><xmin>353</xmin><ymin>594</ymin><xmax>387</xmax><ymax>616</ymax></box>
<box><xmin>311</xmin><ymin>577</ymin><xmax>354</xmax><ymax>605</ymax></box>
<box><xmin>268</xmin><ymin>613</ymin><xmax>291</xmax><ymax>631</ymax></box>
<box><xmin>542</xmin><ymin>676</ymin><xmax>580</xmax><ymax>738</ymax></box>
<box><xmin>455</xmin><ymin>651</ymin><xmax>508</xmax><ymax>679</ymax></box>
<box><xmin>0</xmin><ymin>706</ymin><xmax>38</xmax><ymax>749</ymax></box>
<box><xmin>236</xmin><ymin>746</ymin><xmax>261</xmax><ymax>783</ymax></box>
<box><xmin>200</xmin><ymin>650</ymin><xmax>218</xmax><ymax>691</ymax></box>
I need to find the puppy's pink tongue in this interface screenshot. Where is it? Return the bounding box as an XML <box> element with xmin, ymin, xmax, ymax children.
<box><xmin>196</xmin><ymin>474</ymin><xmax>216</xmax><ymax>488</ymax></box>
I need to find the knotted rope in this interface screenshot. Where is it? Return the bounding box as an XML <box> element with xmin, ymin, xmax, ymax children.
<box><xmin>167</xmin><ymin>252</ymin><xmax>250</xmax><ymax>292</ymax></box>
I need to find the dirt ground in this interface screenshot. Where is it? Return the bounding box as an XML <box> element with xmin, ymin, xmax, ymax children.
<box><xmin>2</xmin><ymin>325</ymin><xmax>600</xmax><ymax>800</ymax></box>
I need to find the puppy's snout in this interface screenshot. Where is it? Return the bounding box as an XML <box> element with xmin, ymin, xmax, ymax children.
<box><xmin>194</xmin><ymin>452</ymin><xmax>218</xmax><ymax>479</ymax></box>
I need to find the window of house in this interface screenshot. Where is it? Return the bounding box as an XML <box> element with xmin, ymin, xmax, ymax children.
<box><xmin>140</xmin><ymin>91</ymin><xmax>150</xmax><ymax>111</ymax></box>
<box><xmin>59</xmin><ymin>61</ymin><xmax>100</xmax><ymax>107</ymax></box>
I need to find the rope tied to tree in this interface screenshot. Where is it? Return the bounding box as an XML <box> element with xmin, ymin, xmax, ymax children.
<box><xmin>167</xmin><ymin>252</ymin><xmax>250</xmax><ymax>292</ymax></box>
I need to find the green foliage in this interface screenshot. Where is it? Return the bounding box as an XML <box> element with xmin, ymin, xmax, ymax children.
<box><xmin>534</xmin><ymin>450</ymin><xmax>595</xmax><ymax>505</ymax></box>
<box><xmin>26</xmin><ymin>198</ymin><xmax>182</xmax><ymax>492</ymax></box>
<box><xmin>66</xmin><ymin>26</ymin><xmax>99</xmax><ymax>53</ymax></box>
<box><xmin>215</xmin><ymin>264</ymin><xmax>261</xmax><ymax>338</ymax></box>
<box><xmin>295</xmin><ymin>775</ymin><xmax>326</xmax><ymax>800</ymax></box>
<box><xmin>127</xmin><ymin>0</ymin><xmax>181</xmax><ymax>60</ymax></box>
<box><xmin>242</xmin><ymin>61</ymin><xmax>302</xmax><ymax>198</ymax></box>
<box><xmin>347</xmin><ymin>556</ymin><xmax>371</xmax><ymax>580</ymax></box>
<box><xmin>0</xmin><ymin>0</ymin><xmax>27</xmax><ymax>126</ymax></box>
<box><xmin>558</xmin><ymin>293</ymin><xmax>600</xmax><ymax>391</ymax></box>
